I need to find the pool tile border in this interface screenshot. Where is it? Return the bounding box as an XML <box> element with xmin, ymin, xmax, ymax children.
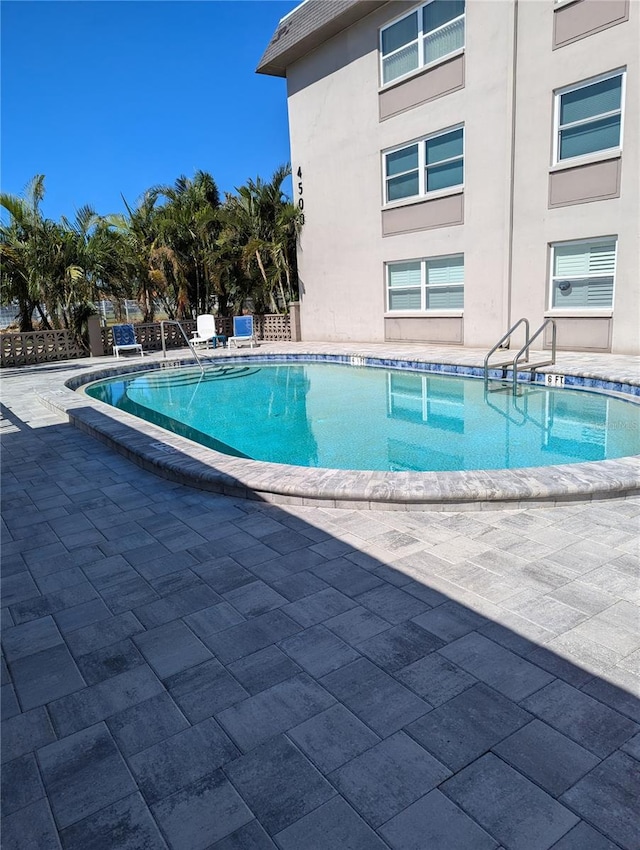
<box><xmin>36</xmin><ymin>346</ymin><xmax>640</xmax><ymax>511</ymax></box>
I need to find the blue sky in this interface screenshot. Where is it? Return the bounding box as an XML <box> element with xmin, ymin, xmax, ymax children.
<box><xmin>1</xmin><ymin>0</ymin><xmax>299</xmax><ymax>221</ymax></box>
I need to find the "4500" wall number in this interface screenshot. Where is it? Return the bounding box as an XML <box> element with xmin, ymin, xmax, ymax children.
<box><xmin>296</xmin><ymin>166</ymin><xmax>305</xmax><ymax>225</ymax></box>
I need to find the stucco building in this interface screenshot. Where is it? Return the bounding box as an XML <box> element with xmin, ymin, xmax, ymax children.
<box><xmin>258</xmin><ymin>0</ymin><xmax>638</xmax><ymax>353</ymax></box>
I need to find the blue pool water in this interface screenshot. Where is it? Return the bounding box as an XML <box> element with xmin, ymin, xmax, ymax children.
<box><xmin>85</xmin><ymin>362</ymin><xmax>640</xmax><ymax>472</ymax></box>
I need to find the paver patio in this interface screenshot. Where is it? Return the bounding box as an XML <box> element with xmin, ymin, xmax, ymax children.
<box><xmin>1</xmin><ymin>349</ymin><xmax>639</xmax><ymax>849</ymax></box>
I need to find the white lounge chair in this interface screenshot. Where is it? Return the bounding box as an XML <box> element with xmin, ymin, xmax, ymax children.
<box><xmin>191</xmin><ymin>315</ymin><xmax>227</xmax><ymax>349</ymax></box>
<box><xmin>112</xmin><ymin>324</ymin><xmax>143</xmax><ymax>357</ymax></box>
<box><xmin>227</xmin><ymin>315</ymin><xmax>256</xmax><ymax>348</ymax></box>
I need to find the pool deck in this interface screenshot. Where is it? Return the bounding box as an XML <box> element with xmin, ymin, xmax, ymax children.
<box><xmin>26</xmin><ymin>342</ymin><xmax>640</xmax><ymax>509</ymax></box>
<box><xmin>1</xmin><ymin>345</ymin><xmax>639</xmax><ymax>849</ymax></box>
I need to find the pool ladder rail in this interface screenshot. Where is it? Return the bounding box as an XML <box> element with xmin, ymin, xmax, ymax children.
<box><xmin>160</xmin><ymin>320</ymin><xmax>205</xmax><ymax>376</ymax></box>
<box><xmin>484</xmin><ymin>318</ymin><xmax>557</xmax><ymax>396</ymax></box>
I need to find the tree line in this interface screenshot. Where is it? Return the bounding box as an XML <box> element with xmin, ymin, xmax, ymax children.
<box><xmin>0</xmin><ymin>166</ymin><xmax>301</xmax><ymax>336</ymax></box>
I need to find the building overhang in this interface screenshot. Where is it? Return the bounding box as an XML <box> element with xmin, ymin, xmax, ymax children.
<box><xmin>256</xmin><ymin>0</ymin><xmax>389</xmax><ymax>77</ymax></box>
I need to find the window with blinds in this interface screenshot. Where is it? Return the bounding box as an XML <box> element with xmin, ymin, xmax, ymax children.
<box><xmin>380</xmin><ymin>0</ymin><xmax>465</xmax><ymax>86</ymax></box>
<box><xmin>384</xmin><ymin>127</ymin><xmax>464</xmax><ymax>203</ymax></box>
<box><xmin>555</xmin><ymin>71</ymin><xmax>624</xmax><ymax>163</ymax></box>
<box><xmin>551</xmin><ymin>239</ymin><xmax>616</xmax><ymax>308</ymax></box>
<box><xmin>387</xmin><ymin>255</ymin><xmax>464</xmax><ymax>312</ymax></box>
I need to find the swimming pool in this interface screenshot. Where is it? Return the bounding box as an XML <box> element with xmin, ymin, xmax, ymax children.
<box><xmin>85</xmin><ymin>360</ymin><xmax>640</xmax><ymax>473</ymax></box>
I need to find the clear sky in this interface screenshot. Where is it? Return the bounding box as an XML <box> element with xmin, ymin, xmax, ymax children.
<box><xmin>1</xmin><ymin>0</ymin><xmax>299</xmax><ymax>221</ymax></box>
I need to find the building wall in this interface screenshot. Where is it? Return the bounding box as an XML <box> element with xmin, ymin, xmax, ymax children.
<box><xmin>284</xmin><ymin>0</ymin><xmax>638</xmax><ymax>352</ymax></box>
<box><xmin>510</xmin><ymin>0</ymin><xmax>638</xmax><ymax>354</ymax></box>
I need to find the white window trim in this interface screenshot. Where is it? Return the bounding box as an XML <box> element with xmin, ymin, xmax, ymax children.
<box><xmin>548</xmin><ymin>235</ymin><xmax>617</xmax><ymax>311</ymax></box>
<box><xmin>382</xmin><ymin>125</ymin><xmax>464</xmax><ymax>207</ymax></box>
<box><xmin>379</xmin><ymin>0</ymin><xmax>465</xmax><ymax>89</ymax></box>
<box><xmin>386</xmin><ymin>254</ymin><xmax>464</xmax><ymax>313</ymax></box>
<box><xmin>552</xmin><ymin>69</ymin><xmax>626</xmax><ymax>166</ymax></box>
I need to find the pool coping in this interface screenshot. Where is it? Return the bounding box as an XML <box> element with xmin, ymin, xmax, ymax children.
<box><xmin>36</xmin><ymin>344</ymin><xmax>640</xmax><ymax>511</ymax></box>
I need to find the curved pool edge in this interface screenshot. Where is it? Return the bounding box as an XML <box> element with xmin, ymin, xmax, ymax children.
<box><xmin>34</xmin><ymin>349</ymin><xmax>640</xmax><ymax>511</ymax></box>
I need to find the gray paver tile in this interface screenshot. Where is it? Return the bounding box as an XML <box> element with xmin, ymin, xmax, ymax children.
<box><xmin>99</xmin><ymin>575</ymin><xmax>160</xmax><ymax>614</ymax></box>
<box><xmin>407</xmin><ymin>683</ymin><xmax>531</xmax><ymax>771</ymax></box>
<box><xmin>330</xmin><ymin>731</ymin><xmax>451</xmax><ymax>828</ymax></box>
<box><xmin>166</xmin><ymin>657</ymin><xmax>249</xmax><ymax>722</ymax></box>
<box><xmin>2</xmin><ymin>616</ymin><xmax>63</xmax><ymax>663</ymax></box>
<box><xmin>323</xmin><ymin>604</ymin><xmax>391</xmax><ymax>645</ymax></box>
<box><xmin>1</xmin><ymin>682</ymin><xmax>20</xmax><ymax>718</ymax></box>
<box><xmin>560</xmin><ymin>751</ymin><xmax>640</xmax><ymax>850</ymax></box>
<box><xmin>621</xmin><ymin>731</ymin><xmax>640</xmax><ymax>760</ymax></box>
<box><xmin>64</xmin><ymin>611</ymin><xmax>144</xmax><ymax>656</ymax></box>
<box><xmin>283</xmin><ymin>587</ymin><xmax>358</xmax><ymax>627</ymax></box>
<box><xmin>216</xmin><ymin>672</ymin><xmax>334</xmax><ymax>752</ymax></box>
<box><xmin>59</xmin><ymin>791</ymin><xmax>169</xmax><ymax>850</ymax></box>
<box><xmin>75</xmin><ymin>638</ymin><xmax>145</xmax><ymax>685</ymax></box>
<box><xmin>525</xmin><ymin>646</ymin><xmax>594</xmax><ymax>688</ymax></box>
<box><xmin>0</xmin><ymin>798</ymin><xmax>62</xmax><ymax>850</ymax></box>
<box><xmin>133</xmin><ymin>619</ymin><xmax>212</xmax><ymax>678</ymax></box>
<box><xmin>224</xmin><ymin>734</ymin><xmax>335</xmax><ymax>836</ymax></box>
<box><xmin>287</xmin><ymin>703</ymin><xmax>380</xmax><ymax>773</ymax></box>
<box><xmin>129</xmin><ymin>717</ymin><xmax>238</xmax><ymax>804</ymax></box>
<box><xmin>36</xmin><ymin>566</ymin><xmax>87</xmax><ymax>594</ymax></box>
<box><xmin>53</xmin><ymin>597</ymin><xmax>112</xmax><ymax>634</ymax></box>
<box><xmin>271</xmin><ymin>569</ymin><xmax>329</xmax><ymax>601</ymax></box>
<box><xmin>202</xmin><ymin>609</ymin><xmax>301</xmax><ymax>663</ymax></box>
<box><xmin>493</xmin><ymin>719</ymin><xmax>600</xmax><ymax>796</ymax></box>
<box><xmin>412</xmin><ymin>600</ymin><xmax>488</xmax><ymax>641</ymax></box>
<box><xmin>10</xmin><ymin>643</ymin><xmax>85</xmax><ymax>710</ymax></box>
<box><xmin>279</xmin><ymin>624</ymin><xmax>360</xmax><ymax>677</ymax></box>
<box><xmin>1</xmin><ymin>752</ymin><xmax>45</xmax><ymax>817</ymax></box>
<box><xmin>321</xmin><ymin>657</ymin><xmax>431</xmax><ymax>737</ymax></box>
<box><xmin>152</xmin><ymin>771</ymin><xmax>252</xmax><ymax>850</ymax></box>
<box><xmin>355</xmin><ymin>584</ymin><xmax>429</xmax><ymax>624</ymax></box>
<box><xmin>275</xmin><ymin>796</ymin><xmax>387</xmax><ymax>849</ymax></box>
<box><xmin>397</xmin><ymin>651</ymin><xmax>477</xmax><ymax>705</ymax></box>
<box><xmin>548</xmin><ymin>821</ymin><xmax>623</xmax><ymax>850</ymax></box>
<box><xmin>135</xmin><ymin>583</ymin><xmax>223</xmax><ymax>629</ymax></box>
<box><xmin>260</xmin><ymin>528</ymin><xmax>316</xmax><ymax>554</ymax></box>
<box><xmin>1</xmin><ymin>572</ymin><xmax>41</xmax><ymax>607</ymax></box>
<box><xmin>379</xmin><ymin>789</ymin><xmax>499</xmax><ymax>850</ymax></box>
<box><xmin>309</xmin><ymin>557</ymin><xmax>383</xmax><ymax>596</ymax></box>
<box><xmin>250</xmin><ymin>548</ymin><xmax>327</xmax><ymax>583</ymax></box>
<box><xmin>1</xmin><ymin>706</ymin><xmax>56</xmax><ymax>764</ymax></box>
<box><xmin>48</xmin><ymin>664</ymin><xmax>164</xmax><ymax>736</ymax></box>
<box><xmin>226</xmin><ymin>645</ymin><xmax>302</xmax><ymax>695</ymax></box>
<box><xmin>38</xmin><ymin>721</ymin><xmax>137</xmax><ymax>830</ymax></box>
<box><xmin>357</xmin><ymin>620</ymin><xmax>444</xmax><ymax>672</ymax></box>
<box><xmin>10</xmin><ymin>582</ymin><xmax>99</xmax><ymax>625</ymax></box>
<box><xmin>107</xmin><ymin>691</ymin><xmax>189</xmax><ymax>756</ymax></box>
<box><xmin>223</xmin><ymin>580</ymin><xmax>287</xmax><ymax>617</ymax></box>
<box><xmin>184</xmin><ymin>601</ymin><xmax>245</xmax><ymax>640</ymax></box>
<box><xmin>521</xmin><ymin>679</ymin><xmax>639</xmax><ymax>758</ymax></box>
<box><xmin>442</xmin><ymin>753</ymin><xmax>579</xmax><ymax>850</ymax></box>
<box><xmin>192</xmin><ymin>558</ymin><xmax>256</xmax><ymax>593</ymax></box>
<box><xmin>440</xmin><ymin>633</ymin><xmax>556</xmax><ymax>701</ymax></box>
<box><xmin>210</xmin><ymin>820</ymin><xmax>277</xmax><ymax>849</ymax></box>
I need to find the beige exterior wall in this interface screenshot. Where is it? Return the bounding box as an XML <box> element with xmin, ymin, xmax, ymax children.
<box><xmin>282</xmin><ymin>0</ymin><xmax>638</xmax><ymax>353</ymax></box>
<box><xmin>510</xmin><ymin>0</ymin><xmax>639</xmax><ymax>354</ymax></box>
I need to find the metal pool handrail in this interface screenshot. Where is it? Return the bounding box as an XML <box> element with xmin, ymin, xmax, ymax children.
<box><xmin>160</xmin><ymin>320</ymin><xmax>205</xmax><ymax>376</ymax></box>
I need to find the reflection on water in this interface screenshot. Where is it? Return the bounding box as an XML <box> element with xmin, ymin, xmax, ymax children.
<box><xmin>86</xmin><ymin>362</ymin><xmax>639</xmax><ymax>472</ymax></box>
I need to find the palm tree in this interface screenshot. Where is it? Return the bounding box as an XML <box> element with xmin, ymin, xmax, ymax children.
<box><xmin>217</xmin><ymin>165</ymin><xmax>301</xmax><ymax>315</ymax></box>
<box><xmin>0</xmin><ymin>175</ymin><xmax>51</xmax><ymax>330</ymax></box>
<box><xmin>153</xmin><ymin>170</ymin><xmax>222</xmax><ymax>316</ymax></box>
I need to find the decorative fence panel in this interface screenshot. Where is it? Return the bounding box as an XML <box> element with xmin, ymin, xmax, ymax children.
<box><xmin>1</xmin><ymin>314</ymin><xmax>292</xmax><ymax>367</ymax></box>
<box><xmin>101</xmin><ymin>321</ymin><xmax>197</xmax><ymax>354</ymax></box>
<box><xmin>1</xmin><ymin>330</ymin><xmax>86</xmax><ymax>368</ymax></box>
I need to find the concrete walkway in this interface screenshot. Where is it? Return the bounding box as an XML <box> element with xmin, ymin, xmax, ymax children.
<box><xmin>1</xmin><ymin>355</ymin><xmax>639</xmax><ymax>849</ymax></box>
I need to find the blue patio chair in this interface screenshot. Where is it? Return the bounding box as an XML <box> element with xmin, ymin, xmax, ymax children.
<box><xmin>191</xmin><ymin>315</ymin><xmax>227</xmax><ymax>349</ymax></box>
<box><xmin>112</xmin><ymin>324</ymin><xmax>143</xmax><ymax>357</ymax></box>
<box><xmin>227</xmin><ymin>315</ymin><xmax>256</xmax><ymax>348</ymax></box>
